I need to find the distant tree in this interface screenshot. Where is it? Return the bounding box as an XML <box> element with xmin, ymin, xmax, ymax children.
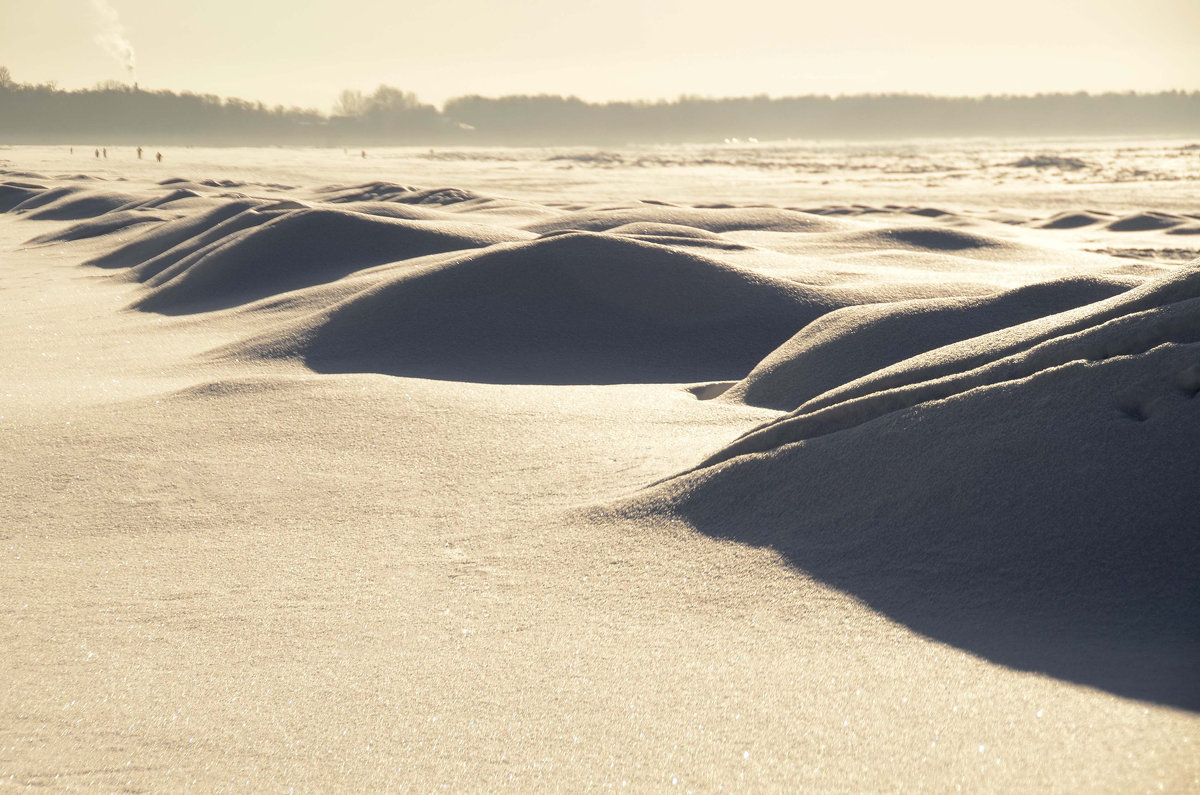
<box><xmin>0</xmin><ymin>66</ymin><xmax>13</xmax><ymax>89</ymax></box>
<box><xmin>333</xmin><ymin>89</ymin><xmax>366</xmax><ymax>117</ymax></box>
<box><xmin>364</xmin><ymin>85</ymin><xmax>423</xmax><ymax>115</ymax></box>
<box><xmin>327</xmin><ymin>85</ymin><xmax>443</xmax><ymax>143</ymax></box>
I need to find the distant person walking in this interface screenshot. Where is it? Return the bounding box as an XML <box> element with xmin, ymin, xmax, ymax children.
<box><xmin>361</xmin><ymin>150</ymin><xmax>366</xmax><ymax>159</ymax></box>
<box><xmin>94</xmin><ymin>148</ymin><xmax>99</xmax><ymax>158</ymax></box>
<box><xmin>137</xmin><ymin>146</ymin><xmax>143</xmax><ymax>159</ymax></box>
<box><xmin>155</xmin><ymin>152</ymin><xmax>163</xmax><ymax>163</ymax></box>
<box><xmin>102</xmin><ymin>148</ymin><xmax>107</xmax><ymax>158</ymax></box>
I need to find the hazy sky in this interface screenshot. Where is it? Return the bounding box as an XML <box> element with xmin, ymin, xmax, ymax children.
<box><xmin>2</xmin><ymin>0</ymin><xmax>1198</xmax><ymax>110</ymax></box>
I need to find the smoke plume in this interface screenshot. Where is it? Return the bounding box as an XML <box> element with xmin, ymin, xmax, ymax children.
<box><xmin>91</xmin><ymin>0</ymin><xmax>136</xmax><ymax>77</ymax></box>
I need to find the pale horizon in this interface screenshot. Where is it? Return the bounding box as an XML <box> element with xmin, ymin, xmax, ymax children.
<box><xmin>2</xmin><ymin>0</ymin><xmax>1198</xmax><ymax>111</ymax></box>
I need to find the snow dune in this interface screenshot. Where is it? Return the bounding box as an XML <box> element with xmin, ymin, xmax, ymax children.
<box><xmin>2</xmin><ymin>152</ymin><xmax>1197</xmax><ymax>790</ymax></box>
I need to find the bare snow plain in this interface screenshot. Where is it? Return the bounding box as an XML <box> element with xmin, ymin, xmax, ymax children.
<box><xmin>1</xmin><ymin>138</ymin><xmax>1198</xmax><ymax>791</ymax></box>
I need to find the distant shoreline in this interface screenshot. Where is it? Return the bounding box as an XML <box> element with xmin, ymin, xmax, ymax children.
<box><xmin>4</xmin><ymin>134</ymin><xmax>1200</xmax><ymax>152</ymax></box>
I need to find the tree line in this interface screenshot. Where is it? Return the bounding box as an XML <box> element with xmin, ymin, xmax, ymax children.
<box><xmin>1</xmin><ymin>67</ymin><xmax>1197</xmax><ymax>146</ymax></box>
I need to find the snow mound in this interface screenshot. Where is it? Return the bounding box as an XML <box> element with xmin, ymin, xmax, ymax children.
<box><xmin>617</xmin><ymin>259</ymin><xmax>1200</xmax><ymax>709</ymax></box>
<box><xmin>1037</xmin><ymin>211</ymin><xmax>1109</xmax><ymax>230</ymax></box>
<box><xmin>724</xmin><ymin>276</ymin><xmax>1135</xmax><ymax>411</ymax></box>
<box><xmin>222</xmin><ymin>231</ymin><xmax>855</xmax><ymax>384</ymax></box>
<box><xmin>1107</xmin><ymin>211</ymin><xmax>1188</xmax><ymax>232</ymax></box>
<box><xmin>27</xmin><ymin>210</ymin><xmax>167</xmax><ymax>244</ymax></box>
<box><xmin>131</xmin><ymin>208</ymin><xmax>528</xmax><ymax>313</ymax></box>
<box><xmin>20</xmin><ymin>188</ymin><xmax>146</xmax><ymax>220</ymax></box>
<box><xmin>85</xmin><ymin>200</ymin><xmax>267</xmax><ymax>269</ymax></box>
